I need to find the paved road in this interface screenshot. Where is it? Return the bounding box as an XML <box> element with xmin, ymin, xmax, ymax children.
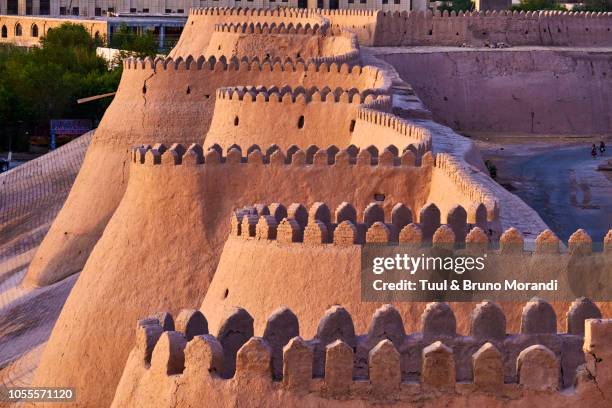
<box><xmin>493</xmin><ymin>145</ymin><xmax>612</xmax><ymax>244</ymax></box>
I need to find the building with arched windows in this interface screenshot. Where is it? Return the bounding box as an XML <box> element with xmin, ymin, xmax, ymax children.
<box><xmin>0</xmin><ymin>15</ymin><xmax>107</xmax><ymax>46</ymax></box>
<box><xmin>0</xmin><ymin>0</ymin><xmax>420</xmax><ymax>18</ymax></box>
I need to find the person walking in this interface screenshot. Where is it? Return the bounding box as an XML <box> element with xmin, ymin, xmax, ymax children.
<box><xmin>600</xmin><ymin>141</ymin><xmax>606</xmax><ymax>154</ymax></box>
<box><xmin>592</xmin><ymin>144</ymin><xmax>598</xmax><ymax>158</ymax></box>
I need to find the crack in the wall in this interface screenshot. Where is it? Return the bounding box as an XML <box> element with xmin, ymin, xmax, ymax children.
<box><xmin>141</xmin><ymin>70</ymin><xmax>156</xmax><ymax>132</ymax></box>
<box><xmin>586</xmin><ymin>351</ymin><xmax>606</xmax><ymax>401</ymax></box>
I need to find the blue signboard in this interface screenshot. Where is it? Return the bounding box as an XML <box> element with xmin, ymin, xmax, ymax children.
<box><xmin>50</xmin><ymin>119</ymin><xmax>92</xmax><ymax>150</ymax></box>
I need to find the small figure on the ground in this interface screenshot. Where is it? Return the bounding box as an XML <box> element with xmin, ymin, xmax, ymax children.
<box><xmin>591</xmin><ymin>144</ymin><xmax>598</xmax><ymax>158</ymax></box>
<box><xmin>600</xmin><ymin>141</ymin><xmax>606</xmax><ymax>154</ymax></box>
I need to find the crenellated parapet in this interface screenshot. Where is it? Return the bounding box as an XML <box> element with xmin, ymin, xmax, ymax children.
<box><xmin>114</xmin><ymin>302</ymin><xmax>612</xmax><ymax>406</ymax></box>
<box><xmin>232</xmin><ymin>204</ymin><xmax>612</xmax><ymax>255</ymax></box>
<box><xmin>206</xmin><ymin>19</ymin><xmax>359</xmax><ymax>65</ymax></box>
<box><xmin>215</xmin><ymin>85</ymin><xmax>382</xmax><ymax>104</ymax></box>
<box><xmin>122</xmin><ymin>54</ymin><xmax>363</xmax><ymax>72</ymax></box>
<box><xmin>213</xmin><ymin>21</ymin><xmax>326</xmax><ymax>36</ymax></box>
<box><xmin>131</xmin><ymin>143</ymin><xmax>432</xmax><ymax>168</ymax></box>
<box><xmin>374</xmin><ymin>9</ymin><xmax>612</xmax><ymax>47</ymax></box>
<box><xmin>189</xmin><ymin>6</ymin><xmax>324</xmax><ymax>20</ymax></box>
<box><xmin>435</xmin><ymin>153</ymin><xmax>499</xmax><ymax>221</ymax></box>
<box><xmin>230</xmin><ymin>201</ymin><xmax>612</xmax><ymax>248</ymax></box>
<box><xmin>230</xmin><ymin>200</ymin><xmax>496</xmax><ymax>244</ymax></box>
<box><xmin>355</xmin><ymin>98</ymin><xmax>432</xmax><ymax>157</ymax></box>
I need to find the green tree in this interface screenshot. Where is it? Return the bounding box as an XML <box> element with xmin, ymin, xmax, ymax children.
<box><xmin>110</xmin><ymin>24</ymin><xmax>159</xmax><ymax>58</ymax></box>
<box><xmin>512</xmin><ymin>0</ymin><xmax>566</xmax><ymax>11</ymax></box>
<box><xmin>438</xmin><ymin>0</ymin><xmax>474</xmax><ymax>12</ymax></box>
<box><xmin>0</xmin><ymin>23</ymin><xmax>122</xmax><ymax>151</ymax></box>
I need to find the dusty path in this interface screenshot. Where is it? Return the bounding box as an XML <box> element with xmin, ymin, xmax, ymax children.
<box><xmin>476</xmin><ymin>137</ymin><xmax>612</xmax><ymax>242</ymax></box>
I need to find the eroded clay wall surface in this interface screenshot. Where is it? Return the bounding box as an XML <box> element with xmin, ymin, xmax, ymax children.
<box><xmin>380</xmin><ymin>49</ymin><xmax>612</xmax><ymax>134</ymax></box>
<box><xmin>23</xmin><ymin>59</ymin><xmax>386</xmax><ymax>288</ymax></box>
<box><xmin>171</xmin><ymin>8</ymin><xmax>325</xmax><ymax>58</ymax></box>
<box><xmin>207</xmin><ymin>31</ymin><xmax>333</xmax><ymax>61</ymax></box>
<box><xmin>31</xmin><ymin>156</ymin><xmax>432</xmax><ymax>408</ymax></box>
<box><xmin>373</xmin><ymin>11</ymin><xmax>612</xmax><ymax>47</ymax></box>
<box><xmin>205</xmin><ymin>92</ymin><xmax>361</xmax><ymax>149</ymax></box>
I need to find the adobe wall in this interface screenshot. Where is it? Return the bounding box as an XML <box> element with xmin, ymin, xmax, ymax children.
<box><xmin>317</xmin><ymin>9</ymin><xmax>380</xmax><ymax>46</ymax></box>
<box><xmin>206</xmin><ymin>87</ymin><xmax>375</xmax><ymax>150</ymax></box>
<box><xmin>203</xmin><ymin>207</ymin><xmax>609</xmax><ymax>337</ymax></box>
<box><xmin>373</xmin><ymin>10</ymin><xmax>612</xmax><ymax>47</ymax></box>
<box><xmin>171</xmin><ymin>8</ymin><xmax>326</xmax><ymax>58</ymax></box>
<box><xmin>378</xmin><ymin>48</ymin><xmax>612</xmax><ymax>134</ymax></box>
<box><xmin>205</xmin><ymin>23</ymin><xmax>360</xmax><ymax>64</ymax></box>
<box><xmin>110</xmin><ymin>308</ymin><xmax>612</xmax><ymax>407</ymax></box>
<box><xmin>23</xmin><ymin>57</ymin><xmax>389</xmax><ymax>288</ymax></box>
<box><xmin>30</xmin><ymin>144</ymin><xmax>434</xmax><ymax>408</ymax></box>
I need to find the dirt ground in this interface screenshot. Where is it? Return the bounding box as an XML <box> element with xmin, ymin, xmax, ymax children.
<box><xmin>467</xmin><ymin>132</ymin><xmax>612</xmax><ymax>242</ymax></box>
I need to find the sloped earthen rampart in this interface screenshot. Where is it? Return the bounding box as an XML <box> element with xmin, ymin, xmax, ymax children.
<box><xmin>23</xmin><ymin>56</ymin><xmax>390</xmax><ymax>289</ymax></box>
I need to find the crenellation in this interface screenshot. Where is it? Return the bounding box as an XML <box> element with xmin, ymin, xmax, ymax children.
<box><xmin>277</xmin><ymin>218</ymin><xmax>303</xmax><ymax>244</ymax></box>
<box><xmin>368</xmin><ymin>339</ymin><xmax>401</xmax><ymax>397</ymax></box>
<box><xmin>263</xmin><ymin>307</ymin><xmax>300</xmax><ymax>380</ymax></box>
<box><xmin>29</xmin><ymin>7</ymin><xmax>612</xmax><ymax>408</ymax></box>
<box><xmin>566</xmin><ymin>298</ymin><xmax>602</xmax><ymax>336</ymax></box>
<box><xmin>224</xmin><ymin>202</ymin><xmax>606</xmax><ymax>252</ymax></box>
<box><xmin>472</xmin><ymin>342</ymin><xmax>504</xmax><ymax>392</ymax></box>
<box><xmin>421</xmin><ymin>341</ymin><xmax>455</xmax><ymax>390</ymax></box>
<box><xmin>521</xmin><ymin>297</ymin><xmax>557</xmax><ymax>334</ymax></box>
<box><xmin>535</xmin><ymin>229</ymin><xmax>561</xmax><ymax>254</ymax></box>
<box><xmin>217</xmin><ymin>307</ymin><xmax>255</xmax><ymax>379</ymax></box>
<box><xmin>517</xmin><ymin>345</ymin><xmax>560</xmax><ymax>391</ymax></box>
<box><xmin>470</xmin><ymin>301</ymin><xmax>506</xmax><ymax>340</ymax></box>
<box><xmin>183</xmin><ymin>334</ymin><xmax>224</xmax><ymax>377</ymax></box>
<box><xmin>282</xmin><ymin>337</ymin><xmax>313</xmax><ymax>392</ymax></box>
<box><xmin>150</xmin><ymin>331</ymin><xmax>187</xmax><ymax>375</ymax></box>
<box><xmin>421</xmin><ymin>302</ymin><xmax>457</xmax><ymax>339</ymax></box>
<box><xmin>324</xmin><ymin>340</ymin><xmax>354</xmax><ymax>396</ymax></box>
<box><xmin>135</xmin><ymin>318</ymin><xmax>164</xmax><ymax>365</ymax></box>
<box><xmin>174</xmin><ymin>309</ymin><xmax>209</xmax><ymax>342</ymax></box>
<box><xmin>235</xmin><ymin>337</ymin><xmax>271</xmax><ymax>379</ymax></box>
<box><xmin>255</xmin><ymin>215</ymin><xmax>278</xmax><ymax>240</ymax></box>
<box><xmin>118</xmin><ymin>301</ymin><xmax>612</xmax><ymax>406</ymax></box>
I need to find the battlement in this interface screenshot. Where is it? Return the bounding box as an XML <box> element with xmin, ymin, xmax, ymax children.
<box><xmin>435</xmin><ymin>153</ymin><xmax>499</xmax><ymax>220</ymax></box>
<box><xmin>229</xmin><ymin>202</ymin><xmax>612</xmax><ymax>252</ymax></box>
<box><xmin>379</xmin><ymin>9</ymin><xmax>612</xmax><ymax>19</ymax></box>
<box><xmin>121</xmin><ymin>54</ymin><xmax>374</xmax><ymax>77</ymax></box>
<box><xmin>317</xmin><ymin>8</ymin><xmax>379</xmax><ymax>17</ymax></box>
<box><xmin>131</xmin><ymin>143</ymin><xmax>432</xmax><ymax>168</ymax></box>
<box><xmin>374</xmin><ymin>9</ymin><xmax>612</xmax><ymax>47</ymax></box>
<box><xmin>122</xmin><ymin>302</ymin><xmax>611</xmax><ymax>403</ymax></box>
<box><xmin>230</xmin><ymin>200</ymin><xmax>497</xmax><ymax>245</ymax></box>
<box><xmin>215</xmin><ymin>85</ymin><xmax>382</xmax><ymax>104</ymax></box>
<box><xmin>356</xmin><ymin>102</ymin><xmax>432</xmax><ymax>152</ymax></box>
<box><xmin>188</xmin><ymin>7</ymin><xmax>379</xmax><ymax>18</ymax></box>
<box><xmin>213</xmin><ymin>21</ymin><xmax>326</xmax><ymax>36</ymax></box>
<box><xmin>189</xmin><ymin>7</ymin><xmax>322</xmax><ymax>20</ymax></box>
